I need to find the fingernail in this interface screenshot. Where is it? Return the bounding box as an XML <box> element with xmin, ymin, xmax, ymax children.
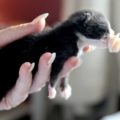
<box><xmin>36</xmin><ymin>88</ymin><xmax>42</xmax><ymax>92</ymax></box>
<box><xmin>29</xmin><ymin>63</ymin><xmax>35</xmax><ymax>72</ymax></box>
<box><xmin>87</xmin><ymin>46</ymin><xmax>96</xmax><ymax>53</ymax></box>
<box><xmin>48</xmin><ymin>53</ymin><xmax>56</xmax><ymax>65</ymax></box>
<box><xmin>74</xmin><ymin>58</ymin><xmax>83</xmax><ymax>67</ymax></box>
<box><xmin>39</xmin><ymin>13</ymin><xmax>49</xmax><ymax>20</ymax></box>
<box><xmin>76</xmin><ymin>59</ymin><xmax>82</xmax><ymax>67</ymax></box>
<box><xmin>42</xmin><ymin>83</ymin><xmax>46</xmax><ymax>88</ymax></box>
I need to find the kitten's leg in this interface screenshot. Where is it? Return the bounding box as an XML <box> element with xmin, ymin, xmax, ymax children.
<box><xmin>48</xmin><ymin>75</ymin><xmax>58</xmax><ymax>99</ymax></box>
<box><xmin>48</xmin><ymin>84</ymin><xmax>56</xmax><ymax>99</ymax></box>
<box><xmin>48</xmin><ymin>83</ymin><xmax>57</xmax><ymax>99</ymax></box>
<box><xmin>48</xmin><ymin>60</ymin><xmax>65</xmax><ymax>99</ymax></box>
<box><xmin>59</xmin><ymin>76</ymin><xmax>72</xmax><ymax>100</ymax></box>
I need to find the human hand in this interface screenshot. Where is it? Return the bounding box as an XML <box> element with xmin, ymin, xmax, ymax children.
<box><xmin>0</xmin><ymin>13</ymin><xmax>50</xmax><ymax>110</ymax></box>
<box><xmin>0</xmin><ymin>54</ymin><xmax>80</xmax><ymax>110</ymax></box>
<box><xmin>108</xmin><ymin>33</ymin><xmax>120</xmax><ymax>53</ymax></box>
<box><xmin>0</xmin><ymin>14</ymin><xmax>81</xmax><ymax>110</ymax></box>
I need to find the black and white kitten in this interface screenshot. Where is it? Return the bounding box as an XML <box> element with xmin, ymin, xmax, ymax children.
<box><xmin>0</xmin><ymin>9</ymin><xmax>113</xmax><ymax>100</ymax></box>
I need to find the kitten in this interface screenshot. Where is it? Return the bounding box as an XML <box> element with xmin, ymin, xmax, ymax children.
<box><xmin>0</xmin><ymin>9</ymin><xmax>113</xmax><ymax>100</ymax></box>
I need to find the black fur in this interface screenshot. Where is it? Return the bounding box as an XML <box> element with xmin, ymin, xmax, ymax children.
<box><xmin>0</xmin><ymin>10</ymin><xmax>110</xmax><ymax>100</ymax></box>
<box><xmin>68</xmin><ymin>10</ymin><xmax>109</xmax><ymax>39</ymax></box>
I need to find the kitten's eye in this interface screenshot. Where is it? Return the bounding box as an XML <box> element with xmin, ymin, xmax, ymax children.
<box><xmin>103</xmin><ymin>34</ymin><xmax>110</xmax><ymax>40</ymax></box>
<box><xmin>103</xmin><ymin>36</ymin><xmax>108</xmax><ymax>39</ymax></box>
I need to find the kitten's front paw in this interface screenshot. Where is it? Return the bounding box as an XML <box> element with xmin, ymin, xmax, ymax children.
<box><xmin>60</xmin><ymin>84</ymin><xmax>72</xmax><ymax>100</ymax></box>
<box><xmin>48</xmin><ymin>85</ymin><xmax>56</xmax><ymax>99</ymax></box>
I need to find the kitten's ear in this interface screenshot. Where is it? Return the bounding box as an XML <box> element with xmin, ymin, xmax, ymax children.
<box><xmin>83</xmin><ymin>12</ymin><xmax>92</xmax><ymax>26</ymax></box>
<box><xmin>84</xmin><ymin>13</ymin><xmax>91</xmax><ymax>24</ymax></box>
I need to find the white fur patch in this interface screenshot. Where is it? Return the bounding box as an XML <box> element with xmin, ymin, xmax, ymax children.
<box><xmin>48</xmin><ymin>85</ymin><xmax>57</xmax><ymax>99</ymax></box>
<box><xmin>76</xmin><ymin>32</ymin><xmax>107</xmax><ymax>49</ymax></box>
<box><xmin>60</xmin><ymin>84</ymin><xmax>72</xmax><ymax>100</ymax></box>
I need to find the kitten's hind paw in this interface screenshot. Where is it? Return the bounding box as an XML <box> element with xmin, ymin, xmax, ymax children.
<box><xmin>60</xmin><ymin>84</ymin><xmax>72</xmax><ymax>100</ymax></box>
<box><xmin>48</xmin><ymin>85</ymin><xmax>56</xmax><ymax>99</ymax></box>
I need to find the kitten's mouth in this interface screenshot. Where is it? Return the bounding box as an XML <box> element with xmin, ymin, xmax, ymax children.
<box><xmin>102</xmin><ymin>29</ymin><xmax>115</xmax><ymax>49</ymax></box>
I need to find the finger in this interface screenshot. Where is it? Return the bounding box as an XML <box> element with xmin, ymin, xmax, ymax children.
<box><xmin>111</xmin><ymin>40</ymin><xmax>120</xmax><ymax>52</ymax></box>
<box><xmin>59</xmin><ymin>57</ymin><xmax>81</xmax><ymax>78</ymax></box>
<box><xmin>32</xmin><ymin>13</ymin><xmax>49</xmax><ymax>32</ymax></box>
<box><xmin>29</xmin><ymin>52</ymin><xmax>56</xmax><ymax>94</ymax></box>
<box><xmin>0</xmin><ymin>13</ymin><xmax>48</xmax><ymax>48</ymax></box>
<box><xmin>108</xmin><ymin>34</ymin><xmax>120</xmax><ymax>52</ymax></box>
<box><xmin>0</xmin><ymin>62</ymin><xmax>33</xmax><ymax>110</ymax></box>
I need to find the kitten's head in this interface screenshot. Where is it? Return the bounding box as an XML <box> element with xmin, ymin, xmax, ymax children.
<box><xmin>68</xmin><ymin>9</ymin><xmax>113</xmax><ymax>48</ymax></box>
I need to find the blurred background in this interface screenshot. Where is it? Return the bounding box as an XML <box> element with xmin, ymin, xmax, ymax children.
<box><xmin>0</xmin><ymin>0</ymin><xmax>120</xmax><ymax>120</ymax></box>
